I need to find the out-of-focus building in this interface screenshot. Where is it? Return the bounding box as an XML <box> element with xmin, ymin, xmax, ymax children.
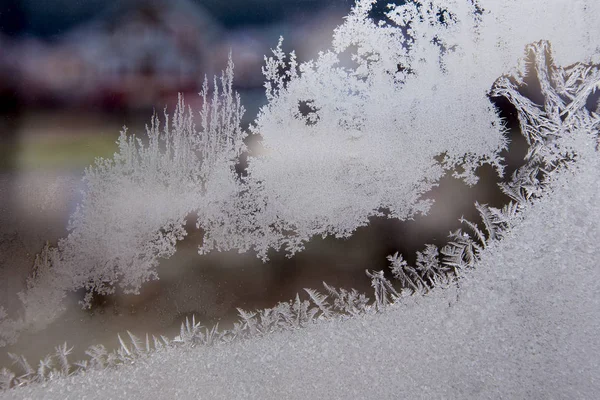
<box><xmin>4</xmin><ymin>0</ymin><xmax>349</xmax><ymax>112</ymax></box>
<box><xmin>14</xmin><ymin>0</ymin><xmax>222</xmax><ymax>111</ymax></box>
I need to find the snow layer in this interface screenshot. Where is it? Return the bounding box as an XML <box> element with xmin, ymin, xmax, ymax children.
<box><xmin>5</xmin><ymin>157</ymin><xmax>600</xmax><ymax>399</ymax></box>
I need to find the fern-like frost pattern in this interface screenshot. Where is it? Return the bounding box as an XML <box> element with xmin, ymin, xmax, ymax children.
<box><xmin>1</xmin><ymin>3</ymin><xmax>599</xmax><ymax>393</ymax></box>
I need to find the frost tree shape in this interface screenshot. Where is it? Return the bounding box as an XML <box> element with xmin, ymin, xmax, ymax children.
<box><xmin>234</xmin><ymin>0</ymin><xmax>508</xmax><ymax>257</ymax></box>
<box><xmin>2</xmin><ymin>0</ymin><xmax>600</xmax><ymax>347</ymax></box>
<box><xmin>198</xmin><ymin>0</ymin><xmax>600</xmax><ymax>259</ymax></box>
<box><xmin>9</xmin><ymin>58</ymin><xmax>246</xmax><ymax>338</ymax></box>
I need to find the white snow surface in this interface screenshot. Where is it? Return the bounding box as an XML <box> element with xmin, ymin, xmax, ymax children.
<box><xmin>5</xmin><ymin>156</ymin><xmax>600</xmax><ymax>399</ymax></box>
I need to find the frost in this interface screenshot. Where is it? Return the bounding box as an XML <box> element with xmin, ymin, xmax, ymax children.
<box><xmin>61</xmin><ymin>57</ymin><xmax>246</xmax><ymax>301</ymax></box>
<box><xmin>242</xmin><ymin>1</ymin><xmax>508</xmax><ymax>256</ymax></box>
<box><xmin>1</xmin><ymin>2</ymin><xmax>600</xmax><ymax>392</ymax></box>
<box><xmin>3</xmin><ymin>149</ymin><xmax>600</xmax><ymax>398</ymax></box>
<box><xmin>5</xmin><ymin>57</ymin><xmax>246</xmax><ymax>340</ymax></box>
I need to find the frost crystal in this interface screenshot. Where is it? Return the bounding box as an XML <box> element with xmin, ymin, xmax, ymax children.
<box><xmin>10</xmin><ymin>57</ymin><xmax>245</xmax><ymax>336</ymax></box>
<box><xmin>243</xmin><ymin>1</ymin><xmax>508</xmax><ymax>256</ymax></box>
<box><xmin>2</xmin><ymin>0</ymin><xmax>600</xmax><ymax>358</ymax></box>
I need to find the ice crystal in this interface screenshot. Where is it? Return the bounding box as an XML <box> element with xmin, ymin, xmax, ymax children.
<box><xmin>1</xmin><ymin>5</ymin><xmax>599</xmax><ymax>397</ymax></box>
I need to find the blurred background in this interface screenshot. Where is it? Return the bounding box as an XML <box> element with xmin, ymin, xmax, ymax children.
<box><xmin>0</xmin><ymin>0</ymin><xmax>518</xmax><ymax>367</ymax></box>
<box><xmin>0</xmin><ymin>0</ymin><xmax>351</xmax><ymax>150</ymax></box>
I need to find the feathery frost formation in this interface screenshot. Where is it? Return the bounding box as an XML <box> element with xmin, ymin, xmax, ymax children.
<box><xmin>1</xmin><ymin>0</ymin><xmax>599</xmax><ymax>363</ymax></box>
<box><xmin>1</xmin><ymin>59</ymin><xmax>246</xmax><ymax>344</ymax></box>
<box><xmin>3</xmin><ymin>148</ymin><xmax>599</xmax><ymax>398</ymax></box>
